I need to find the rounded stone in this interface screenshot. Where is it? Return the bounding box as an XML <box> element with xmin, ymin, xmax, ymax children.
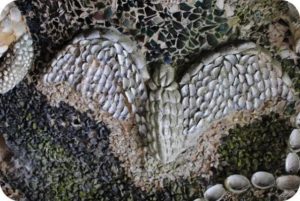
<box><xmin>204</xmin><ymin>184</ymin><xmax>226</xmax><ymax>201</ymax></box>
<box><xmin>224</xmin><ymin>175</ymin><xmax>250</xmax><ymax>194</ymax></box>
<box><xmin>251</xmin><ymin>171</ymin><xmax>275</xmax><ymax>190</ymax></box>
<box><xmin>276</xmin><ymin>175</ymin><xmax>300</xmax><ymax>191</ymax></box>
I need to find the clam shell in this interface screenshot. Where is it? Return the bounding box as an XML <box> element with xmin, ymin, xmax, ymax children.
<box><xmin>204</xmin><ymin>184</ymin><xmax>226</xmax><ymax>201</ymax></box>
<box><xmin>224</xmin><ymin>175</ymin><xmax>250</xmax><ymax>194</ymax></box>
<box><xmin>289</xmin><ymin>129</ymin><xmax>300</xmax><ymax>152</ymax></box>
<box><xmin>276</xmin><ymin>175</ymin><xmax>300</xmax><ymax>191</ymax></box>
<box><xmin>285</xmin><ymin>153</ymin><xmax>300</xmax><ymax>174</ymax></box>
<box><xmin>251</xmin><ymin>171</ymin><xmax>275</xmax><ymax>190</ymax></box>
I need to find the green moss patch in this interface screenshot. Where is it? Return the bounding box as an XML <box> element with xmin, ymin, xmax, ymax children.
<box><xmin>213</xmin><ymin>112</ymin><xmax>292</xmax><ymax>183</ymax></box>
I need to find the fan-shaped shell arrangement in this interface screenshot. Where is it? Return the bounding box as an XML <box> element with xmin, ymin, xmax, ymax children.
<box><xmin>0</xmin><ymin>0</ymin><xmax>300</xmax><ymax>200</ymax></box>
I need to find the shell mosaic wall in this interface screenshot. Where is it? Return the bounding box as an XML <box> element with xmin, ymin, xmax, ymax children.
<box><xmin>1</xmin><ymin>0</ymin><xmax>300</xmax><ymax>201</ymax></box>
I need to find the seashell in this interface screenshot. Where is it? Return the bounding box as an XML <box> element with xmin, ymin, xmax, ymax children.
<box><xmin>180</xmin><ymin>85</ymin><xmax>189</xmax><ymax>97</ymax></box>
<box><xmin>238</xmin><ymin>96</ymin><xmax>246</xmax><ymax>108</ymax></box>
<box><xmin>224</xmin><ymin>175</ymin><xmax>250</xmax><ymax>194</ymax></box>
<box><xmin>231</xmin><ymin>66</ymin><xmax>238</xmax><ymax>77</ymax></box>
<box><xmin>203</xmin><ymin>64</ymin><xmax>216</xmax><ymax>75</ymax></box>
<box><xmin>253</xmin><ymin>98</ymin><xmax>261</xmax><ymax>109</ymax></box>
<box><xmin>240</xmin><ymin>55</ymin><xmax>250</xmax><ymax>64</ymax></box>
<box><xmin>89</xmin><ymin>44</ymin><xmax>100</xmax><ymax>53</ymax></box>
<box><xmin>251</xmin><ymin>171</ymin><xmax>275</xmax><ymax>190</ymax></box>
<box><xmin>211</xmin><ymin>67</ymin><xmax>221</xmax><ymax>78</ymax></box>
<box><xmin>223</xmin><ymin>60</ymin><xmax>232</xmax><ymax>72</ymax></box>
<box><xmin>270</xmin><ymin>87</ymin><xmax>277</xmax><ymax>97</ymax></box>
<box><xmin>189</xmin><ymin>84</ymin><xmax>196</xmax><ymax>96</ymax></box>
<box><xmin>225</xmin><ymin>54</ymin><xmax>237</xmax><ymax>65</ymax></box>
<box><xmin>208</xmin><ymin>80</ymin><xmax>218</xmax><ymax>91</ymax></box>
<box><xmin>276</xmin><ymin>175</ymin><xmax>300</xmax><ymax>191</ymax></box>
<box><xmin>245</xmin><ymin>74</ymin><xmax>254</xmax><ymax>86</ymax></box>
<box><xmin>238</xmin><ymin>74</ymin><xmax>245</xmax><ymax>84</ymax></box>
<box><xmin>282</xmin><ymin>73</ymin><xmax>292</xmax><ymax>87</ymax></box>
<box><xmin>182</xmin><ymin>97</ymin><xmax>189</xmax><ymax>109</ymax></box>
<box><xmin>246</xmin><ymin>101</ymin><xmax>253</xmax><ymax>110</ymax></box>
<box><xmin>265</xmin><ymin>88</ymin><xmax>271</xmax><ymax>99</ymax></box>
<box><xmin>247</xmin><ymin>64</ymin><xmax>255</xmax><ymax>74</ymax></box>
<box><xmin>248</xmin><ymin>55</ymin><xmax>258</xmax><ymax>64</ymax></box>
<box><xmin>215</xmin><ymin>56</ymin><xmax>224</xmax><ymax>66</ymax></box>
<box><xmin>250</xmin><ymin>86</ymin><xmax>259</xmax><ymax>98</ymax></box>
<box><xmin>228</xmin><ymin>73</ymin><xmax>234</xmax><ymax>85</ymax></box>
<box><xmin>236</xmin><ymin>64</ymin><xmax>246</xmax><ymax>74</ymax></box>
<box><xmin>113</xmin><ymin>43</ymin><xmax>123</xmax><ymax>54</ymax></box>
<box><xmin>257</xmin><ymin>81</ymin><xmax>265</xmax><ymax>92</ymax></box>
<box><xmin>229</xmin><ymin>86</ymin><xmax>236</xmax><ymax>97</ymax></box>
<box><xmin>286</xmin><ymin>153</ymin><xmax>300</xmax><ymax>173</ymax></box>
<box><xmin>290</xmin><ymin>129</ymin><xmax>300</xmax><ymax>152</ymax></box>
<box><xmin>204</xmin><ymin>184</ymin><xmax>226</xmax><ymax>201</ymax></box>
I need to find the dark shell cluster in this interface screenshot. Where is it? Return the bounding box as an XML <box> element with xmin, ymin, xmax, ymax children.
<box><xmin>0</xmin><ymin>81</ymin><xmax>207</xmax><ymax>201</ymax></box>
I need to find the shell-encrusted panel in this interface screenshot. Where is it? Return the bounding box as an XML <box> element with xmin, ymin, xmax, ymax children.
<box><xmin>146</xmin><ymin>42</ymin><xmax>296</xmax><ymax>163</ymax></box>
<box><xmin>0</xmin><ymin>2</ymin><xmax>28</xmax><ymax>57</ymax></box>
<box><xmin>181</xmin><ymin>42</ymin><xmax>295</xmax><ymax>137</ymax></box>
<box><xmin>0</xmin><ymin>2</ymin><xmax>34</xmax><ymax>94</ymax></box>
<box><xmin>43</xmin><ymin>29</ymin><xmax>149</xmax><ymax>120</ymax></box>
<box><xmin>0</xmin><ymin>34</ymin><xmax>34</xmax><ymax>94</ymax></box>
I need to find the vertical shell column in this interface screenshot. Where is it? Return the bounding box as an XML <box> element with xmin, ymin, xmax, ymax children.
<box><xmin>146</xmin><ymin>65</ymin><xmax>185</xmax><ymax>163</ymax></box>
<box><xmin>0</xmin><ymin>2</ymin><xmax>34</xmax><ymax>94</ymax></box>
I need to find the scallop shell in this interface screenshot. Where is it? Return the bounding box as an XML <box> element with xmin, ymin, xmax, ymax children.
<box><xmin>224</xmin><ymin>175</ymin><xmax>250</xmax><ymax>194</ymax></box>
<box><xmin>276</xmin><ymin>175</ymin><xmax>300</xmax><ymax>191</ymax></box>
<box><xmin>251</xmin><ymin>171</ymin><xmax>275</xmax><ymax>190</ymax></box>
<box><xmin>204</xmin><ymin>184</ymin><xmax>226</xmax><ymax>201</ymax></box>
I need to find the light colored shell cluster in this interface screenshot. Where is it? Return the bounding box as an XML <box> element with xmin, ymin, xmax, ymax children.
<box><xmin>0</xmin><ymin>2</ymin><xmax>34</xmax><ymax>94</ymax></box>
<box><xmin>0</xmin><ymin>33</ymin><xmax>34</xmax><ymax>94</ymax></box>
<box><xmin>179</xmin><ymin>42</ymin><xmax>294</xmax><ymax>136</ymax></box>
<box><xmin>145</xmin><ymin>42</ymin><xmax>295</xmax><ymax>164</ymax></box>
<box><xmin>43</xmin><ymin>29</ymin><xmax>149</xmax><ymax>120</ymax></box>
<box><xmin>203</xmin><ymin>113</ymin><xmax>300</xmax><ymax>201</ymax></box>
<box><xmin>0</xmin><ymin>2</ymin><xmax>28</xmax><ymax>57</ymax></box>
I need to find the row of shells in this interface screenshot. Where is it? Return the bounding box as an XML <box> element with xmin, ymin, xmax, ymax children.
<box><xmin>203</xmin><ymin>114</ymin><xmax>300</xmax><ymax>201</ymax></box>
<box><xmin>43</xmin><ymin>29</ymin><xmax>148</xmax><ymax>121</ymax></box>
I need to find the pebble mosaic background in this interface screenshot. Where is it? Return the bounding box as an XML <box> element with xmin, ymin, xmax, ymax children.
<box><xmin>0</xmin><ymin>0</ymin><xmax>300</xmax><ymax>201</ymax></box>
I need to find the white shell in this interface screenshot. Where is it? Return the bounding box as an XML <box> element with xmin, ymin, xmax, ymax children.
<box><xmin>276</xmin><ymin>175</ymin><xmax>300</xmax><ymax>191</ymax></box>
<box><xmin>285</xmin><ymin>153</ymin><xmax>300</xmax><ymax>174</ymax></box>
<box><xmin>224</xmin><ymin>175</ymin><xmax>250</xmax><ymax>194</ymax></box>
<box><xmin>251</xmin><ymin>171</ymin><xmax>275</xmax><ymax>190</ymax></box>
<box><xmin>204</xmin><ymin>184</ymin><xmax>226</xmax><ymax>201</ymax></box>
<box><xmin>289</xmin><ymin>129</ymin><xmax>300</xmax><ymax>152</ymax></box>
